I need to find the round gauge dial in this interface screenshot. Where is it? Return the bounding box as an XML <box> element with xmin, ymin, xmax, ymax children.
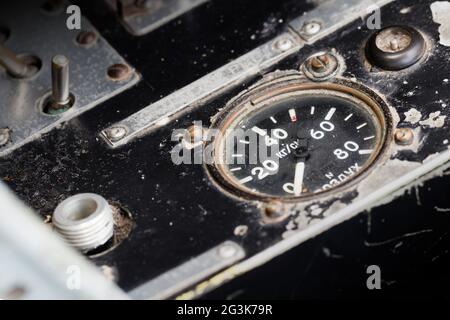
<box><xmin>208</xmin><ymin>80</ymin><xmax>390</xmax><ymax>200</ymax></box>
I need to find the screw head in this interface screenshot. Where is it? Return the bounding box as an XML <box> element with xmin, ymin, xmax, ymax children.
<box><xmin>310</xmin><ymin>54</ymin><xmax>330</xmax><ymax>72</ymax></box>
<box><xmin>105</xmin><ymin>126</ymin><xmax>127</xmax><ymax>142</ymax></box>
<box><xmin>107</xmin><ymin>64</ymin><xmax>132</xmax><ymax>81</ymax></box>
<box><xmin>375</xmin><ymin>27</ymin><xmax>412</xmax><ymax>53</ymax></box>
<box><xmin>273</xmin><ymin>37</ymin><xmax>294</xmax><ymax>52</ymax></box>
<box><xmin>394</xmin><ymin>128</ymin><xmax>414</xmax><ymax>145</ymax></box>
<box><xmin>0</xmin><ymin>128</ymin><xmax>11</xmax><ymax>147</ymax></box>
<box><xmin>302</xmin><ymin>21</ymin><xmax>321</xmax><ymax>36</ymax></box>
<box><xmin>76</xmin><ymin>31</ymin><xmax>97</xmax><ymax>47</ymax></box>
<box><xmin>303</xmin><ymin>52</ymin><xmax>339</xmax><ymax>81</ymax></box>
<box><xmin>218</xmin><ymin>244</ymin><xmax>238</xmax><ymax>259</ymax></box>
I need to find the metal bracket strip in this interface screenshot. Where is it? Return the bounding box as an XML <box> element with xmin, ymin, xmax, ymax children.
<box><xmin>289</xmin><ymin>0</ymin><xmax>396</xmax><ymax>43</ymax></box>
<box><xmin>0</xmin><ymin>0</ymin><xmax>139</xmax><ymax>156</ymax></box>
<box><xmin>101</xmin><ymin>32</ymin><xmax>302</xmax><ymax>147</ymax></box>
<box><xmin>101</xmin><ymin>0</ymin><xmax>396</xmax><ymax>148</ymax></box>
<box><xmin>129</xmin><ymin>241</ymin><xmax>245</xmax><ymax>300</ymax></box>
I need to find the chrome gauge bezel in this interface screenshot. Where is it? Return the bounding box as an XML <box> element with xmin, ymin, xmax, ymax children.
<box><xmin>205</xmin><ymin>74</ymin><xmax>393</xmax><ymax>202</ymax></box>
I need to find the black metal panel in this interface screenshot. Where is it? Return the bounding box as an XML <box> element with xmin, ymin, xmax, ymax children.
<box><xmin>1</xmin><ymin>0</ymin><xmax>450</xmax><ymax>298</ymax></box>
<box><xmin>204</xmin><ymin>172</ymin><xmax>450</xmax><ymax>299</ymax></box>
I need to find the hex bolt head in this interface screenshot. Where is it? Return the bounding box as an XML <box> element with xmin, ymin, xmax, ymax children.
<box><xmin>394</xmin><ymin>128</ymin><xmax>414</xmax><ymax>145</ymax></box>
<box><xmin>76</xmin><ymin>31</ymin><xmax>97</xmax><ymax>47</ymax></box>
<box><xmin>107</xmin><ymin>63</ymin><xmax>132</xmax><ymax>81</ymax></box>
<box><xmin>301</xmin><ymin>21</ymin><xmax>321</xmax><ymax>36</ymax></box>
<box><xmin>105</xmin><ymin>126</ymin><xmax>127</xmax><ymax>142</ymax></box>
<box><xmin>0</xmin><ymin>128</ymin><xmax>11</xmax><ymax>146</ymax></box>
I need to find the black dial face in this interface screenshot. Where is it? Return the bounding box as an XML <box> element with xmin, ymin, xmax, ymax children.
<box><xmin>214</xmin><ymin>89</ymin><xmax>385</xmax><ymax>199</ymax></box>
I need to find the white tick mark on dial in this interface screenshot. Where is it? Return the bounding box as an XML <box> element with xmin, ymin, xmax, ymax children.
<box><xmin>252</xmin><ymin>126</ymin><xmax>266</xmax><ymax>136</ymax></box>
<box><xmin>357</xmin><ymin>123</ymin><xmax>367</xmax><ymax>130</ymax></box>
<box><xmin>324</xmin><ymin>107</ymin><xmax>336</xmax><ymax>121</ymax></box>
<box><xmin>239</xmin><ymin>176</ymin><xmax>253</xmax><ymax>184</ymax></box>
<box><xmin>344</xmin><ymin>113</ymin><xmax>353</xmax><ymax>121</ymax></box>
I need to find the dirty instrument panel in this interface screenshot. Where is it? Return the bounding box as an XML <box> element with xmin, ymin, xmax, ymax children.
<box><xmin>1</xmin><ymin>0</ymin><xmax>450</xmax><ymax>300</ymax></box>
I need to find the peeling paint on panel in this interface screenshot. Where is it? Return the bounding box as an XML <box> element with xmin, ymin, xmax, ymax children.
<box><xmin>431</xmin><ymin>1</ymin><xmax>450</xmax><ymax>46</ymax></box>
<box><xmin>404</xmin><ymin>108</ymin><xmax>422</xmax><ymax>124</ymax></box>
<box><xmin>419</xmin><ymin>111</ymin><xmax>446</xmax><ymax>128</ymax></box>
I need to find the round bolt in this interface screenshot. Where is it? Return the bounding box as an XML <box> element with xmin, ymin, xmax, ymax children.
<box><xmin>394</xmin><ymin>128</ymin><xmax>414</xmax><ymax>145</ymax></box>
<box><xmin>0</xmin><ymin>128</ymin><xmax>11</xmax><ymax>147</ymax></box>
<box><xmin>76</xmin><ymin>31</ymin><xmax>97</xmax><ymax>47</ymax></box>
<box><xmin>301</xmin><ymin>21</ymin><xmax>321</xmax><ymax>36</ymax></box>
<box><xmin>218</xmin><ymin>243</ymin><xmax>238</xmax><ymax>259</ymax></box>
<box><xmin>107</xmin><ymin>63</ymin><xmax>132</xmax><ymax>81</ymax></box>
<box><xmin>105</xmin><ymin>126</ymin><xmax>127</xmax><ymax>142</ymax></box>
<box><xmin>273</xmin><ymin>37</ymin><xmax>294</xmax><ymax>52</ymax></box>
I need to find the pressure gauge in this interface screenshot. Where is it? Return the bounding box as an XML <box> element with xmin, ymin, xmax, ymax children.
<box><xmin>206</xmin><ymin>74</ymin><xmax>392</xmax><ymax>201</ymax></box>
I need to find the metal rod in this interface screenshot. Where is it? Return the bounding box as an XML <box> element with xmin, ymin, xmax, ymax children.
<box><xmin>0</xmin><ymin>44</ymin><xmax>31</xmax><ymax>78</ymax></box>
<box><xmin>51</xmin><ymin>55</ymin><xmax>70</xmax><ymax>105</ymax></box>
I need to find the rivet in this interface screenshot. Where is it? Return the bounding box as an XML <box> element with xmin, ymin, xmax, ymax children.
<box><xmin>301</xmin><ymin>21</ymin><xmax>322</xmax><ymax>36</ymax></box>
<box><xmin>107</xmin><ymin>63</ymin><xmax>132</xmax><ymax>81</ymax></box>
<box><xmin>273</xmin><ymin>37</ymin><xmax>294</xmax><ymax>52</ymax></box>
<box><xmin>76</xmin><ymin>31</ymin><xmax>98</xmax><ymax>47</ymax></box>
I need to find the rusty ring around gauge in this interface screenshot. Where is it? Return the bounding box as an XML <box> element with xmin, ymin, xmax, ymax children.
<box><xmin>204</xmin><ymin>73</ymin><xmax>394</xmax><ymax>203</ymax></box>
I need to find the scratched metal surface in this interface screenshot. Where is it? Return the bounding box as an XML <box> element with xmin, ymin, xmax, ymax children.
<box><xmin>1</xmin><ymin>0</ymin><xmax>450</xmax><ymax>298</ymax></box>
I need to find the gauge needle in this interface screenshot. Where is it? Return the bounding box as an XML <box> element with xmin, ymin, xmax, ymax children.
<box><xmin>293</xmin><ymin>162</ymin><xmax>305</xmax><ymax>196</ymax></box>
